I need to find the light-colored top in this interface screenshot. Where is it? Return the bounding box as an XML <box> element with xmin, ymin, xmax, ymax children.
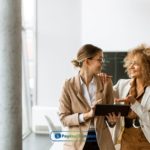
<box><xmin>78</xmin><ymin>76</ymin><xmax>96</xmax><ymax>129</ymax></box>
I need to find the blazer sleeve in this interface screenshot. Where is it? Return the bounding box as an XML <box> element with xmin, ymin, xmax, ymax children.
<box><xmin>131</xmin><ymin>100</ymin><xmax>150</xmax><ymax>127</ymax></box>
<box><xmin>59</xmin><ymin>80</ymin><xmax>80</xmax><ymax>127</ymax></box>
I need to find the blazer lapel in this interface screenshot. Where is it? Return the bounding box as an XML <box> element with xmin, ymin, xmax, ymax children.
<box><xmin>74</xmin><ymin>74</ymin><xmax>91</xmax><ymax>109</ymax></box>
<box><xmin>122</xmin><ymin>81</ymin><xmax>131</xmax><ymax>97</ymax></box>
<box><xmin>95</xmin><ymin>75</ymin><xmax>104</xmax><ymax>103</ymax></box>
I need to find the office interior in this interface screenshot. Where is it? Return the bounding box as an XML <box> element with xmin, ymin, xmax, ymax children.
<box><xmin>1</xmin><ymin>0</ymin><xmax>150</xmax><ymax>150</ymax></box>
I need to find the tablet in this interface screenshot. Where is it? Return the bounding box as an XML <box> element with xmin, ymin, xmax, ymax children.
<box><xmin>95</xmin><ymin>104</ymin><xmax>130</xmax><ymax>116</ymax></box>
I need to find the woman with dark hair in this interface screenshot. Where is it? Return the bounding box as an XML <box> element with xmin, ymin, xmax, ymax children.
<box><xmin>113</xmin><ymin>44</ymin><xmax>150</xmax><ymax>150</ymax></box>
<box><xmin>59</xmin><ymin>44</ymin><xmax>118</xmax><ymax>150</ymax></box>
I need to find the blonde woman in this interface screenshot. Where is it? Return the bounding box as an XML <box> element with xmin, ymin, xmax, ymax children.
<box><xmin>113</xmin><ymin>44</ymin><xmax>150</xmax><ymax>150</ymax></box>
<box><xmin>59</xmin><ymin>44</ymin><xmax>118</xmax><ymax>150</ymax></box>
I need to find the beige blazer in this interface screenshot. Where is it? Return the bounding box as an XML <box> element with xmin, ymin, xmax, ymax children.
<box><xmin>59</xmin><ymin>74</ymin><xmax>115</xmax><ymax>150</ymax></box>
<box><xmin>113</xmin><ymin>79</ymin><xmax>150</xmax><ymax>144</ymax></box>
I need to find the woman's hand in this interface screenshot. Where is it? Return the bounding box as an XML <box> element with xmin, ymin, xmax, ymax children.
<box><xmin>115</xmin><ymin>95</ymin><xmax>136</xmax><ymax>104</ymax></box>
<box><xmin>106</xmin><ymin>112</ymin><xmax>121</xmax><ymax>127</ymax></box>
<box><xmin>97</xmin><ymin>72</ymin><xmax>112</xmax><ymax>85</ymax></box>
<box><xmin>83</xmin><ymin>99</ymin><xmax>102</xmax><ymax>121</ymax></box>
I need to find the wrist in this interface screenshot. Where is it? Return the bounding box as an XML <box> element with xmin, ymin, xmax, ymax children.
<box><xmin>83</xmin><ymin>112</ymin><xmax>93</xmax><ymax>121</ymax></box>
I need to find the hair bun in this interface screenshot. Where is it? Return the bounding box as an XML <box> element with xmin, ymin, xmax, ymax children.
<box><xmin>71</xmin><ymin>59</ymin><xmax>82</xmax><ymax>67</ymax></box>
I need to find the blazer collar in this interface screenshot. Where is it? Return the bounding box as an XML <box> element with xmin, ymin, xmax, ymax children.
<box><xmin>74</xmin><ymin>73</ymin><xmax>90</xmax><ymax>108</ymax></box>
<box><xmin>94</xmin><ymin>75</ymin><xmax>104</xmax><ymax>93</ymax></box>
<box><xmin>123</xmin><ymin>82</ymin><xmax>131</xmax><ymax>98</ymax></box>
<box><xmin>74</xmin><ymin>73</ymin><xmax>103</xmax><ymax>93</ymax></box>
<box><xmin>74</xmin><ymin>73</ymin><xmax>82</xmax><ymax>93</ymax></box>
<box><xmin>74</xmin><ymin>73</ymin><xmax>103</xmax><ymax>107</ymax></box>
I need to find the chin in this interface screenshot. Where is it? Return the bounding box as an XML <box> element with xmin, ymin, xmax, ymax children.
<box><xmin>130</xmin><ymin>75</ymin><xmax>137</xmax><ymax>78</ymax></box>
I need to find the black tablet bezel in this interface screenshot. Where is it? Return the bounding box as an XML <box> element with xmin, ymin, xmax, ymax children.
<box><xmin>95</xmin><ymin>104</ymin><xmax>130</xmax><ymax>116</ymax></box>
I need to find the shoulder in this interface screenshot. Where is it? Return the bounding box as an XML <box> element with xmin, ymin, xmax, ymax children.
<box><xmin>113</xmin><ymin>79</ymin><xmax>131</xmax><ymax>92</ymax></box>
<box><xmin>94</xmin><ymin>74</ymin><xmax>112</xmax><ymax>86</ymax></box>
<box><xmin>62</xmin><ymin>75</ymin><xmax>78</xmax><ymax>89</ymax></box>
<box><xmin>62</xmin><ymin>76</ymin><xmax>75</xmax><ymax>86</ymax></box>
<box><xmin>115</xmin><ymin>79</ymin><xmax>130</xmax><ymax>86</ymax></box>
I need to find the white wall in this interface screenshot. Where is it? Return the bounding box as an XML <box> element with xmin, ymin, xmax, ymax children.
<box><xmin>37</xmin><ymin>0</ymin><xmax>150</xmax><ymax>106</ymax></box>
<box><xmin>37</xmin><ymin>0</ymin><xmax>81</xmax><ymax>106</ymax></box>
<box><xmin>81</xmin><ymin>0</ymin><xmax>150</xmax><ymax>50</ymax></box>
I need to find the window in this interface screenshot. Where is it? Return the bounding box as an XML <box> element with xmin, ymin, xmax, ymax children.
<box><xmin>22</xmin><ymin>0</ymin><xmax>36</xmax><ymax>138</ymax></box>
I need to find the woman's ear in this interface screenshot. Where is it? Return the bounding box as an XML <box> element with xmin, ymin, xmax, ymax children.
<box><xmin>85</xmin><ymin>58</ymin><xmax>90</xmax><ymax>66</ymax></box>
<box><xmin>82</xmin><ymin>58</ymin><xmax>91</xmax><ymax>68</ymax></box>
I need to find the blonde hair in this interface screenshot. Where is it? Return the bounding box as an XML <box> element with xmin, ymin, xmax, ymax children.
<box><xmin>71</xmin><ymin>44</ymin><xmax>102</xmax><ymax>68</ymax></box>
<box><xmin>124</xmin><ymin>44</ymin><xmax>150</xmax><ymax>85</ymax></box>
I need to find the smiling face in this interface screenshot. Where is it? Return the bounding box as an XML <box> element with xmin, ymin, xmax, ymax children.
<box><xmin>128</xmin><ymin>55</ymin><xmax>142</xmax><ymax>79</ymax></box>
<box><xmin>124</xmin><ymin>45</ymin><xmax>150</xmax><ymax>85</ymax></box>
<box><xmin>87</xmin><ymin>52</ymin><xmax>104</xmax><ymax>74</ymax></box>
